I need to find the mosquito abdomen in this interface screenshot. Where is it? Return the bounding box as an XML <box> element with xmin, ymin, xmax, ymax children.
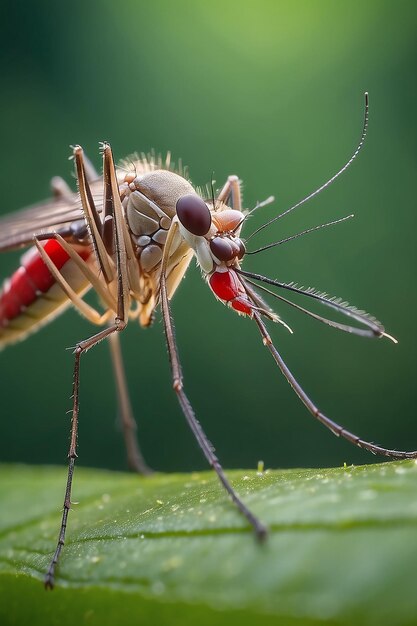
<box><xmin>0</xmin><ymin>240</ymin><xmax>91</xmax><ymax>348</ymax></box>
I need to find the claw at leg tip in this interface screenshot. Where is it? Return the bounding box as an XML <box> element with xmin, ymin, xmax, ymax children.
<box><xmin>44</xmin><ymin>576</ymin><xmax>54</xmax><ymax>591</ymax></box>
<box><xmin>256</xmin><ymin>524</ymin><xmax>268</xmax><ymax>543</ymax></box>
<box><xmin>383</xmin><ymin>332</ymin><xmax>398</xmax><ymax>345</ymax></box>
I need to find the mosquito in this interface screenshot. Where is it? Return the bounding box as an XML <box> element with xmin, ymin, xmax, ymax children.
<box><xmin>0</xmin><ymin>93</ymin><xmax>415</xmax><ymax>589</ymax></box>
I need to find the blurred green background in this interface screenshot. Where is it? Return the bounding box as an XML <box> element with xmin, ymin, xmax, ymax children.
<box><xmin>0</xmin><ymin>0</ymin><xmax>416</xmax><ymax>474</ymax></box>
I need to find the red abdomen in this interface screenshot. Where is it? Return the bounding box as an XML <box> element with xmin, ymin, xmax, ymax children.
<box><xmin>0</xmin><ymin>239</ymin><xmax>91</xmax><ymax>348</ymax></box>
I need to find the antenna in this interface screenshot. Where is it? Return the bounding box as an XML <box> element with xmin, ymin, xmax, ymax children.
<box><xmin>245</xmin><ymin>92</ymin><xmax>369</xmax><ymax>243</ymax></box>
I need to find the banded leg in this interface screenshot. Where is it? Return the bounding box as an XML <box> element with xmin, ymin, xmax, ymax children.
<box><xmin>252</xmin><ymin>312</ymin><xmax>417</xmax><ymax>459</ymax></box>
<box><xmin>160</xmin><ymin>222</ymin><xmax>267</xmax><ymax>539</ymax></box>
<box><xmin>45</xmin><ymin>143</ymin><xmax>131</xmax><ymax>589</ymax></box>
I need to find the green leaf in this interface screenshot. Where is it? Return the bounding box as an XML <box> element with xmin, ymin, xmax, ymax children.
<box><xmin>1</xmin><ymin>461</ymin><xmax>417</xmax><ymax>626</ymax></box>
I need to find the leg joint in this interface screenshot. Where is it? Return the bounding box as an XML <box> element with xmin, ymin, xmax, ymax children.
<box><xmin>173</xmin><ymin>378</ymin><xmax>183</xmax><ymax>392</ymax></box>
<box><xmin>115</xmin><ymin>317</ymin><xmax>127</xmax><ymax>331</ymax></box>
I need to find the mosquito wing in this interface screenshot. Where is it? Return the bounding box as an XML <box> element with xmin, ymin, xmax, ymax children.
<box><xmin>0</xmin><ymin>179</ymin><xmax>106</xmax><ymax>253</ymax></box>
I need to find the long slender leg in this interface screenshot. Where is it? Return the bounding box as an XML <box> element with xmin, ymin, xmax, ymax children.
<box><xmin>48</xmin><ymin>237</ymin><xmax>150</xmax><ymax>473</ymax></box>
<box><xmin>45</xmin><ymin>143</ymin><xmax>131</xmax><ymax>589</ymax></box>
<box><xmin>74</xmin><ymin>146</ymin><xmax>114</xmax><ymax>284</ymax></box>
<box><xmin>74</xmin><ymin>143</ymin><xmax>142</xmax><ymax>302</ymax></box>
<box><xmin>101</xmin><ymin>143</ymin><xmax>130</xmax><ymax>323</ymax></box>
<box><xmin>44</xmin><ymin>321</ymin><xmax>126</xmax><ymax>589</ymax></box>
<box><xmin>253</xmin><ymin>311</ymin><xmax>417</xmax><ymax>459</ymax></box>
<box><xmin>34</xmin><ymin>237</ymin><xmax>113</xmax><ymax>325</ymax></box>
<box><xmin>108</xmin><ymin>332</ymin><xmax>153</xmax><ymax>474</ymax></box>
<box><xmin>217</xmin><ymin>175</ymin><xmax>242</xmax><ymax>211</ymax></box>
<box><xmin>159</xmin><ymin>223</ymin><xmax>267</xmax><ymax>539</ymax></box>
<box><xmin>47</xmin><ymin>233</ymin><xmax>118</xmax><ymax>313</ymax></box>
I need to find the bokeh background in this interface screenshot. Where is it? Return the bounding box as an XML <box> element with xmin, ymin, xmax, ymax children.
<box><xmin>0</xmin><ymin>0</ymin><xmax>416</xmax><ymax>473</ymax></box>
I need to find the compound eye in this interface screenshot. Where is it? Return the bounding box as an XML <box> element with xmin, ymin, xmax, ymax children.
<box><xmin>176</xmin><ymin>194</ymin><xmax>212</xmax><ymax>236</ymax></box>
<box><xmin>210</xmin><ymin>237</ymin><xmax>236</xmax><ymax>261</ymax></box>
<box><xmin>237</xmin><ymin>239</ymin><xmax>246</xmax><ymax>259</ymax></box>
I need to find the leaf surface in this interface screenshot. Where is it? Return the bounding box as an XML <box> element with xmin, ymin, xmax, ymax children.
<box><xmin>1</xmin><ymin>461</ymin><xmax>417</xmax><ymax>626</ymax></box>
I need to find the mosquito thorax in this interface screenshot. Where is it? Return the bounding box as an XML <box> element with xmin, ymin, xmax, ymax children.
<box><xmin>122</xmin><ymin>170</ymin><xmax>196</xmax><ymax>273</ymax></box>
<box><xmin>123</xmin><ymin>170</ymin><xmax>195</xmax><ymax>223</ymax></box>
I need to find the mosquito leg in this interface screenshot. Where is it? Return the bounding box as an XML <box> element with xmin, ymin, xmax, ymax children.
<box><xmin>34</xmin><ymin>237</ymin><xmax>112</xmax><ymax>326</ymax></box>
<box><xmin>217</xmin><ymin>175</ymin><xmax>242</xmax><ymax>211</ymax></box>
<box><xmin>108</xmin><ymin>332</ymin><xmax>153</xmax><ymax>474</ymax></box>
<box><xmin>159</xmin><ymin>223</ymin><xmax>267</xmax><ymax>539</ymax></box>
<box><xmin>102</xmin><ymin>142</ymin><xmax>151</xmax><ymax>473</ymax></box>
<box><xmin>252</xmin><ymin>311</ymin><xmax>417</xmax><ymax>459</ymax></box>
<box><xmin>44</xmin><ymin>319</ymin><xmax>126</xmax><ymax>589</ymax></box>
<box><xmin>101</xmin><ymin>143</ymin><xmax>130</xmax><ymax>322</ymax></box>
<box><xmin>74</xmin><ymin>146</ymin><xmax>114</xmax><ymax>285</ymax></box>
<box><xmin>47</xmin><ymin>233</ymin><xmax>118</xmax><ymax>313</ymax></box>
<box><xmin>45</xmin><ymin>142</ymin><xmax>132</xmax><ymax>589</ymax></box>
<box><xmin>73</xmin><ymin>144</ymin><xmax>142</xmax><ymax>300</ymax></box>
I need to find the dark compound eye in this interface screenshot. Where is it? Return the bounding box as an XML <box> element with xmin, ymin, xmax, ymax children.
<box><xmin>210</xmin><ymin>236</ymin><xmax>237</xmax><ymax>262</ymax></box>
<box><xmin>237</xmin><ymin>239</ymin><xmax>246</xmax><ymax>259</ymax></box>
<box><xmin>176</xmin><ymin>194</ymin><xmax>212</xmax><ymax>236</ymax></box>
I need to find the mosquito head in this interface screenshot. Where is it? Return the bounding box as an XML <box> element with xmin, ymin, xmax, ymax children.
<box><xmin>176</xmin><ymin>194</ymin><xmax>247</xmax><ymax>274</ymax></box>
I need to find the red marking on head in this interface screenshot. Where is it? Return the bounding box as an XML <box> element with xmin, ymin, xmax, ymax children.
<box><xmin>209</xmin><ymin>269</ymin><xmax>241</xmax><ymax>301</ymax></box>
<box><xmin>209</xmin><ymin>269</ymin><xmax>253</xmax><ymax>316</ymax></box>
<box><xmin>231</xmin><ymin>298</ymin><xmax>253</xmax><ymax>316</ymax></box>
